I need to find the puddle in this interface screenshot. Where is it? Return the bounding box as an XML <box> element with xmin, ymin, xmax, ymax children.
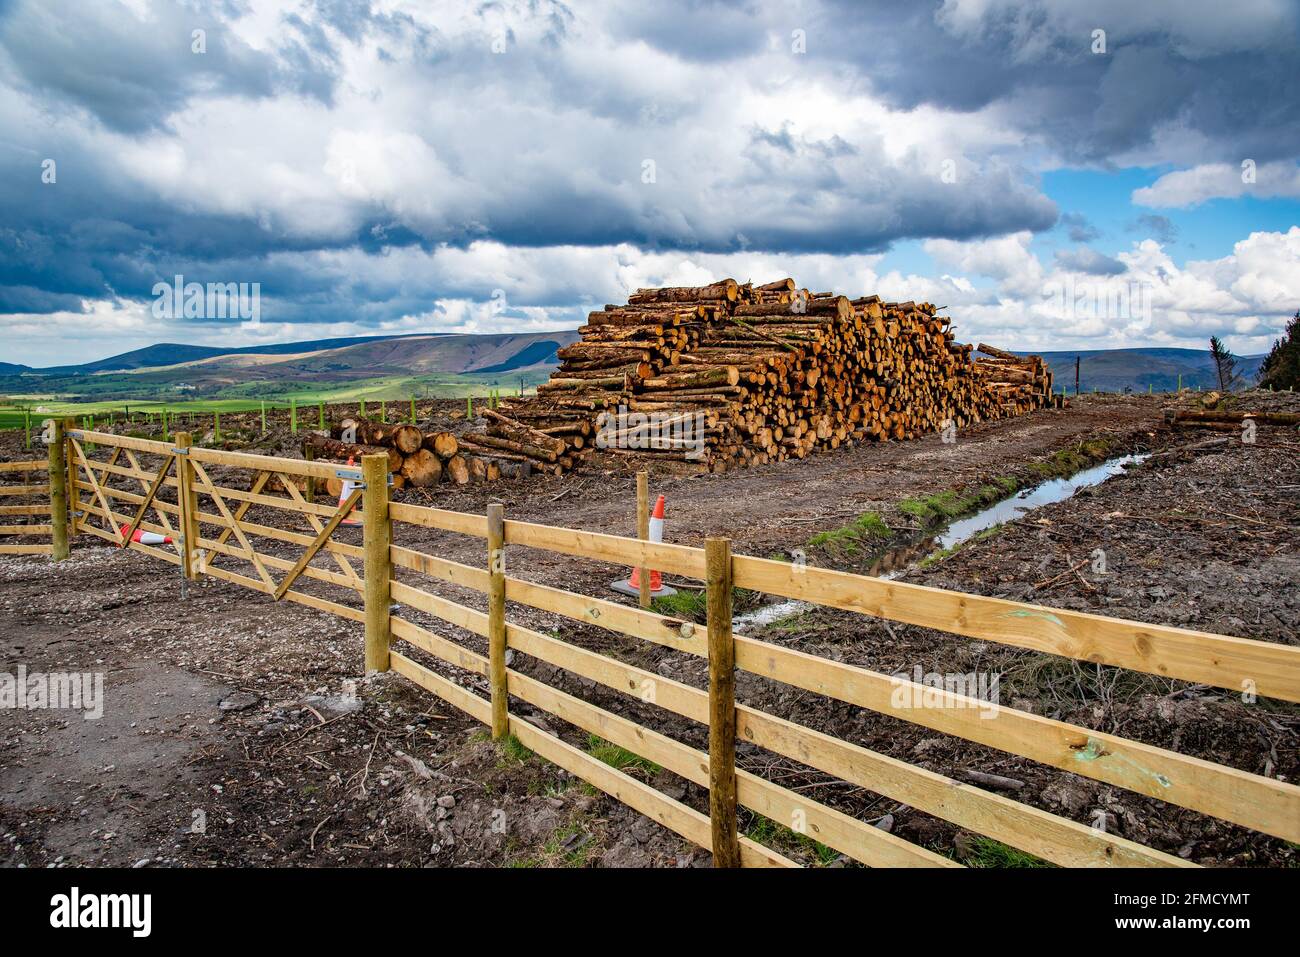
<box><xmin>931</xmin><ymin>454</ymin><xmax>1148</xmax><ymax>553</ymax></box>
<box><xmin>873</xmin><ymin>453</ymin><xmax>1150</xmax><ymax>580</ymax></box>
<box><xmin>733</xmin><ymin>598</ymin><xmax>809</xmax><ymax>633</ymax></box>
<box><xmin>733</xmin><ymin>453</ymin><xmax>1148</xmax><ymax>631</ymax></box>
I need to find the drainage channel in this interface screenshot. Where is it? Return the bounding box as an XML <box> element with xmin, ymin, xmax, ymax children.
<box><xmin>732</xmin><ymin>453</ymin><xmax>1150</xmax><ymax>633</ymax></box>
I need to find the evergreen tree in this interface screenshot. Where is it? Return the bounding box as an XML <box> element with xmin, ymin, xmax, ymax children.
<box><xmin>1258</xmin><ymin>310</ymin><xmax>1300</xmax><ymax>390</ymax></box>
<box><xmin>1209</xmin><ymin>336</ymin><xmax>1241</xmax><ymax>391</ymax></box>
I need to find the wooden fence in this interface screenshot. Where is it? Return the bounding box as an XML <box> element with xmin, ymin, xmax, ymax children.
<box><xmin>27</xmin><ymin>424</ymin><xmax>1300</xmax><ymax>867</ymax></box>
<box><xmin>0</xmin><ymin>430</ymin><xmax>58</xmax><ymax>556</ymax></box>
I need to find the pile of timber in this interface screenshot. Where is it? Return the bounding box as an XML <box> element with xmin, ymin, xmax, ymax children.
<box><xmin>456</xmin><ymin>407</ymin><xmax>584</xmax><ymax>476</ymax></box>
<box><xmin>306</xmin><ymin>417</ymin><xmax>520</xmax><ymax>490</ymax></box>
<box><xmin>499</xmin><ymin>278</ymin><xmax>1058</xmax><ymax>472</ymax></box>
<box><xmin>971</xmin><ymin>343</ymin><xmax>1057</xmax><ymax>414</ymax></box>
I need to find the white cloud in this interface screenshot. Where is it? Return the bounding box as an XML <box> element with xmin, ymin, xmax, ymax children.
<box><xmin>914</xmin><ymin>227</ymin><xmax>1300</xmax><ymax>353</ymax></box>
<box><xmin>0</xmin><ymin>298</ymin><xmax>157</xmax><ymax>365</ymax></box>
<box><xmin>924</xmin><ymin>231</ymin><xmax>1044</xmax><ymax>298</ymax></box>
<box><xmin>20</xmin><ymin>226</ymin><xmax>1294</xmax><ymax>368</ymax></box>
<box><xmin>1</xmin><ymin>0</ymin><xmax>1297</xmax><ymax>364</ymax></box>
<box><xmin>1133</xmin><ymin>162</ymin><xmax>1300</xmax><ymax>208</ymax></box>
<box><xmin>938</xmin><ymin>0</ymin><xmax>1298</xmax><ymax>57</ymax></box>
<box><xmin>24</xmin><ymin>0</ymin><xmax>1055</xmax><ymax>255</ymax></box>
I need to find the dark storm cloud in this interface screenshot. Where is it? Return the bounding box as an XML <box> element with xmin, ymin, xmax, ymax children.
<box><xmin>1059</xmin><ymin>213</ymin><xmax>1100</xmax><ymax>243</ymax></box>
<box><xmin>1053</xmin><ymin>246</ymin><xmax>1125</xmax><ymax>275</ymax></box>
<box><xmin>1129</xmin><ymin>213</ymin><xmax>1178</xmax><ymax>245</ymax></box>
<box><xmin>812</xmin><ymin>0</ymin><xmax>1300</xmax><ymax>164</ymax></box>
<box><xmin>0</xmin><ymin>0</ymin><xmax>1294</xmax><ymax>334</ymax></box>
<box><xmin>0</xmin><ymin>143</ymin><xmax>322</xmax><ymax>302</ymax></box>
<box><xmin>602</xmin><ymin>0</ymin><xmax>769</xmax><ymax>62</ymax></box>
<box><xmin>814</xmin><ymin>0</ymin><xmax>1038</xmax><ymax>113</ymax></box>
<box><xmin>0</xmin><ymin>0</ymin><xmax>338</xmax><ymax>133</ymax></box>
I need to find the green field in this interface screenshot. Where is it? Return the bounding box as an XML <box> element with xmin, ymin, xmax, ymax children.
<box><xmin>0</xmin><ymin>398</ymin><xmax>274</xmax><ymax>430</ymax></box>
<box><xmin>208</xmin><ymin>370</ymin><xmax>551</xmax><ymax>402</ymax></box>
<box><xmin>0</xmin><ymin>371</ymin><xmax>550</xmax><ymax>430</ymax></box>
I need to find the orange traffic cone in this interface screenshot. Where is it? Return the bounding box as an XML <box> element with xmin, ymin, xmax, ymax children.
<box><xmin>119</xmin><ymin>524</ymin><xmax>172</xmax><ymax>546</ymax></box>
<box><xmin>339</xmin><ymin>456</ymin><xmax>362</xmax><ymax>526</ymax></box>
<box><xmin>612</xmin><ymin>493</ymin><xmax>676</xmax><ymax>598</ymax></box>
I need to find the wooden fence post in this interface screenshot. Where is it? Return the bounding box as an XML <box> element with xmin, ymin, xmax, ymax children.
<box><xmin>362</xmin><ymin>453</ymin><xmax>391</xmax><ymax>673</ymax></box>
<box><xmin>303</xmin><ymin>443</ymin><xmax>316</xmax><ymax>504</ymax></box>
<box><xmin>63</xmin><ymin>418</ymin><xmax>77</xmax><ymax>540</ymax></box>
<box><xmin>636</xmin><ymin>470</ymin><xmax>650</xmax><ymax>609</ymax></box>
<box><xmin>174</xmin><ymin>432</ymin><xmax>198</xmax><ymax>579</ymax></box>
<box><xmin>705</xmin><ymin>536</ymin><xmax>740</xmax><ymax>867</ymax></box>
<box><xmin>487</xmin><ymin>502</ymin><xmax>508</xmax><ymax>739</ymax></box>
<box><xmin>49</xmin><ymin>418</ymin><xmax>69</xmax><ymax>561</ymax></box>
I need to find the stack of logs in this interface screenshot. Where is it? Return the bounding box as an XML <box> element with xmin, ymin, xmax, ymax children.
<box><xmin>304</xmin><ymin>408</ymin><xmax>589</xmax><ymax>488</ymax></box>
<box><xmin>498</xmin><ymin>278</ymin><xmax>1058</xmax><ymax>472</ymax></box>
<box><xmin>970</xmin><ymin>343</ymin><xmax>1056</xmax><ymax>414</ymax></box>
<box><xmin>303</xmin><ymin>418</ymin><xmax>484</xmax><ymax>490</ymax></box>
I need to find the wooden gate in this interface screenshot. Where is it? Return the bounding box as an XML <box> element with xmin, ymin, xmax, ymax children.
<box><xmin>33</xmin><ymin>426</ymin><xmax>1300</xmax><ymax>868</ymax></box>
<box><xmin>0</xmin><ymin>453</ymin><xmax>54</xmax><ymax>556</ymax></box>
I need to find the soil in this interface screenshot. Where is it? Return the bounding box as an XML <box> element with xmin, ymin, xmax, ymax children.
<box><xmin>1</xmin><ymin>392</ymin><xmax>1296</xmax><ymax>867</ymax></box>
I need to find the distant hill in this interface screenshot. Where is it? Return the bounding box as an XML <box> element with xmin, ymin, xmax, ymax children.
<box><xmin>155</xmin><ymin>331</ymin><xmax>577</xmax><ymax>385</ymax></box>
<box><xmin>35</xmin><ymin>334</ymin><xmax>436</xmax><ymax>375</ymax></box>
<box><xmin>1022</xmin><ymin>348</ymin><xmax>1266</xmax><ymax>393</ymax></box>
<box><xmin>2</xmin><ymin>334</ymin><xmax>1266</xmax><ymax>401</ymax></box>
<box><xmin>231</xmin><ymin>332</ymin><xmax>574</xmax><ymax>379</ymax></box>
<box><xmin>0</xmin><ymin>329</ymin><xmax>579</xmax><ymax>402</ymax></box>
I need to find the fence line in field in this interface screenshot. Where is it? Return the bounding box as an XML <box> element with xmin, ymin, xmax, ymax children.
<box><xmin>22</xmin><ymin>424</ymin><xmax>1300</xmax><ymax>867</ymax></box>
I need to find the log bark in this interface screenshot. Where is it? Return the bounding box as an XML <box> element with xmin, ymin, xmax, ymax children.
<box><xmin>400</xmin><ymin>448</ymin><xmax>443</xmax><ymax>487</ymax></box>
<box><xmin>628</xmin><ymin>279</ymin><xmax>738</xmax><ymax>304</ymax></box>
<box><xmin>641</xmin><ymin>366</ymin><xmax>739</xmax><ymax>390</ymax></box>
<box><xmin>481</xmin><ymin>409</ymin><xmax>568</xmax><ymax>453</ymax></box>
<box><xmin>462</xmin><ymin>432</ymin><xmax>559</xmax><ymax>463</ymax></box>
<box><xmin>303</xmin><ymin>434</ymin><xmax>402</xmax><ymax>472</ymax></box>
<box><xmin>444</xmin><ymin>454</ymin><xmax>470</xmax><ymax>485</ymax></box>
<box><xmin>336</xmin><ymin>417</ymin><xmax>423</xmax><ymax>454</ymax></box>
<box><xmin>423</xmin><ymin>430</ymin><xmax>460</xmax><ymax>459</ymax></box>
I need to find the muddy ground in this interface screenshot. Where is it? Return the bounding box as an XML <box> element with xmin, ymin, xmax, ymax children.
<box><xmin>0</xmin><ymin>392</ymin><xmax>1296</xmax><ymax>867</ymax></box>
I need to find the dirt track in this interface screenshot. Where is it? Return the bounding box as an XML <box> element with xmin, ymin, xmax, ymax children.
<box><xmin>1</xmin><ymin>394</ymin><xmax>1296</xmax><ymax>867</ymax></box>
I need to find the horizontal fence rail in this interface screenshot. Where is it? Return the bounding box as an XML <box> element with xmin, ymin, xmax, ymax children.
<box><xmin>20</xmin><ymin>425</ymin><xmax>1300</xmax><ymax>867</ymax></box>
<box><xmin>0</xmin><ymin>456</ymin><xmax>55</xmax><ymax>556</ymax></box>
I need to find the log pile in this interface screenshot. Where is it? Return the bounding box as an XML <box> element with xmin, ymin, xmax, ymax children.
<box><xmin>971</xmin><ymin>343</ymin><xmax>1057</xmax><ymax>416</ymax></box>
<box><xmin>502</xmin><ymin>278</ymin><xmax>1059</xmax><ymax>472</ymax></box>
<box><xmin>306</xmin><ymin>418</ymin><xmax>509</xmax><ymax>491</ymax></box>
<box><xmin>305</xmin><ymin>404</ymin><xmax>595</xmax><ymax>489</ymax></box>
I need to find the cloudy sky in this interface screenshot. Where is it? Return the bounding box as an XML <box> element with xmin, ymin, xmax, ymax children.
<box><xmin>2</xmin><ymin>0</ymin><xmax>1299</xmax><ymax>366</ymax></box>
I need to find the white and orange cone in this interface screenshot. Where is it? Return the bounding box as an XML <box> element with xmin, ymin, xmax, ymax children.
<box><xmin>119</xmin><ymin>524</ymin><xmax>172</xmax><ymax>546</ymax></box>
<box><xmin>612</xmin><ymin>492</ymin><xmax>676</xmax><ymax>599</ymax></box>
<box><xmin>339</xmin><ymin>456</ymin><xmax>362</xmax><ymax>526</ymax></box>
